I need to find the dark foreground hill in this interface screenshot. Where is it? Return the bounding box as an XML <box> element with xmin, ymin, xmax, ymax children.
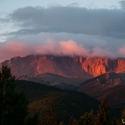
<box><xmin>16</xmin><ymin>80</ymin><xmax>100</xmax><ymax>122</ymax></box>
<box><xmin>15</xmin><ymin>80</ymin><xmax>122</xmax><ymax>123</ymax></box>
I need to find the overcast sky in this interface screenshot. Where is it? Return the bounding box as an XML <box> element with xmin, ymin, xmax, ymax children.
<box><xmin>0</xmin><ymin>0</ymin><xmax>125</xmax><ymax>62</ymax></box>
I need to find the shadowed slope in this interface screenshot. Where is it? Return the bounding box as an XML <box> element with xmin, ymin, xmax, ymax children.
<box><xmin>16</xmin><ymin>80</ymin><xmax>100</xmax><ymax>122</ymax></box>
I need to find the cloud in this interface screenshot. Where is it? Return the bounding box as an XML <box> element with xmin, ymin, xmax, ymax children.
<box><xmin>0</xmin><ymin>6</ymin><xmax>125</xmax><ymax>62</ymax></box>
<box><xmin>0</xmin><ymin>41</ymin><xmax>34</xmax><ymax>62</ymax></box>
<box><xmin>118</xmin><ymin>46</ymin><xmax>125</xmax><ymax>56</ymax></box>
<box><xmin>1</xmin><ymin>6</ymin><xmax>125</xmax><ymax>39</ymax></box>
<box><xmin>90</xmin><ymin>47</ymin><xmax>115</xmax><ymax>57</ymax></box>
<box><xmin>34</xmin><ymin>40</ymin><xmax>89</xmax><ymax>56</ymax></box>
<box><xmin>119</xmin><ymin>0</ymin><xmax>125</xmax><ymax>9</ymax></box>
<box><xmin>0</xmin><ymin>32</ymin><xmax>125</xmax><ymax>62</ymax></box>
<box><xmin>0</xmin><ymin>39</ymin><xmax>89</xmax><ymax>62</ymax></box>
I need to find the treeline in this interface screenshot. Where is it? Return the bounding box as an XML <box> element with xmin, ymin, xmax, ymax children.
<box><xmin>38</xmin><ymin>97</ymin><xmax>125</xmax><ymax>125</ymax></box>
<box><xmin>0</xmin><ymin>66</ymin><xmax>125</xmax><ymax>125</ymax></box>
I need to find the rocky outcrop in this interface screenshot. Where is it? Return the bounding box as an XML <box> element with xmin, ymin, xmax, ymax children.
<box><xmin>1</xmin><ymin>55</ymin><xmax>125</xmax><ymax>78</ymax></box>
<box><xmin>114</xmin><ymin>58</ymin><xmax>125</xmax><ymax>73</ymax></box>
<box><xmin>78</xmin><ymin>72</ymin><xmax>125</xmax><ymax>97</ymax></box>
<box><xmin>82</xmin><ymin>57</ymin><xmax>109</xmax><ymax>76</ymax></box>
<box><xmin>1</xmin><ymin>55</ymin><xmax>92</xmax><ymax>78</ymax></box>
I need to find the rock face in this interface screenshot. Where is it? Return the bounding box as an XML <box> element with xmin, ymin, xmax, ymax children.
<box><xmin>114</xmin><ymin>58</ymin><xmax>125</xmax><ymax>73</ymax></box>
<box><xmin>81</xmin><ymin>57</ymin><xmax>125</xmax><ymax>76</ymax></box>
<box><xmin>1</xmin><ymin>55</ymin><xmax>92</xmax><ymax>78</ymax></box>
<box><xmin>1</xmin><ymin>55</ymin><xmax>125</xmax><ymax>78</ymax></box>
<box><xmin>82</xmin><ymin>57</ymin><xmax>109</xmax><ymax>76</ymax></box>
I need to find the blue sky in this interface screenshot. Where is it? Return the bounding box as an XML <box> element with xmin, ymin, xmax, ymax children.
<box><xmin>0</xmin><ymin>0</ymin><xmax>125</xmax><ymax>62</ymax></box>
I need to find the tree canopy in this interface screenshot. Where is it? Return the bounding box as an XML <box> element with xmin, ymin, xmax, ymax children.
<box><xmin>0</xmin><ymin>66</ymin><xmax>28</xmax><ymax>125</ymax></box>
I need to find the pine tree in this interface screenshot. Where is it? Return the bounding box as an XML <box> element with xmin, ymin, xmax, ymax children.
<box><xmin>69</xmin><ymin>116</ymin><xmax>74</xmax><ymax>125</ymax></box>
<box><xmin>25</xmin><ymin>113</ymin><xmax>40</xmax><ymax>125</ymax></box>
<box><xmin>79</xmin><ymin>110</ymin><xmax>95</xmax><ymax>125</ymax></box>
<box><xmin>116</xmin><ymin>108</ymin><xmax>125</xmax><ymax>125</ymax></box>
<box><xmin>110</xmin><ymin>118</ymin><xmax>118</xmax><ymax>125</ymax></box>
<box><xmin>121</xmin><ymin>108</ymin><xmax>125</xmax><ymax>124</ymax></box>
<box><xmin>68</xmin><ymin>116</ymin><xmax>78</xmax><ymax>125</ymax></box>
<box><xmin>59</xmin><ymin>121</ymin><xmax>65</xmax><ymax>125</ymax></box>
<box><xmin>95</xmin><ymin>96</ymin><xmax>110</xmax><ymax>125</ymax></box>
<box><xmin>40</xmin><ymin>108</ymin><xmax>61</xmax><ymax>125</ymax></box>
<box><xmin>0</xmin><ymin>66</ymin><xmax>28</xmax><ymax>125</ymax></box>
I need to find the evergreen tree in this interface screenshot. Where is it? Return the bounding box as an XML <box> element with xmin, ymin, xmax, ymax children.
<box><xmin>25</xmin><ymin>113</ymin><xmax>40</xmax><ymax>125</ymax></box>
<box><xmin>89</xmin><ymin>109</ymin><xmax>96</xmax><ymax>124</ymax></box>
<box><xmin>95</xmin><ymin>96</ymin><xmax>110</xmax><ymax>125</ymax></box>
<box><xmin>40</xmin><ymin>108</ymin><xmax>61</xmax><ymax>125</ymax></box>
<box><xmin>68</xmin><ymin>116</ymin><xmax>78</xmax><ymax>125</ymax></box>
<box><xmin>115</xmin><ymin>108</ymin><xmax>125</xmax><ymax>125</ymax></box>
<box><xmin>0</xmin><ymin>66</ymin><xmax>28</xmax><ymax>125</ymax></box>
<box><xmin>79</xmin><ymin>110</ymin><xmax>95</xmax><ymax>125</ymax></box>
<box><xmin>110</xmin><ymin>118</ymin><xmax>118</xmax><ymax>125</ymax></box>
<box><xmin>121</xmin><ymin>108</ymin><xmax>125</xmax><ymax>124</ymax></box>
<box><xmin>59</xmin><ymin>121</ymin><xmax>65</xmax><ymax>125</ymax></box>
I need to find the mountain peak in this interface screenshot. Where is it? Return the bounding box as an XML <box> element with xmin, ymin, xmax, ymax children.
<box><xmin>2</xmin><ymin>55</ymin><xmax>125</xmax><ymax>78</ymax></box>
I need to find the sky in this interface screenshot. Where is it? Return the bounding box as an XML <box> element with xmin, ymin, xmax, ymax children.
<box><xmin>0</xmin><ymin>0</ymin><xmax>125</xmax><ymax>62</ymax></box>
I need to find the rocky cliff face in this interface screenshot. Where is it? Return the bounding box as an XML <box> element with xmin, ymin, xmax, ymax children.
<box><xmin>82</xmin><ymin>57</ymin><xmax>109</xmax><ymax>76</ymax></box>
<box><xmin>114</xmin><ymin>58</ymin><xmax>125</xmax><ymax>73</ymax></box>
<box><xmin>1</xmin><ymin>55</ymin><xmax>125</xmax><ymax>78</ymax></box>
<box><xmin>1</xmin><ymin>55</ymin><xmax>92</xmax><ymax>78</ymax></box>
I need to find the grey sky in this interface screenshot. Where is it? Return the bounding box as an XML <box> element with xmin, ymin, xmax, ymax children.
<box><xmin>3</xmin><ymin>6</ymin><xmax>124</xmax><ymax>38</ymax></box>
<box><xmin>119</xmin><ymin>0</ymin><xmax>125</xmax><ymax>8</ymax></box>
<box><xmin>0</xmin><ymin>0</ymin><xmax>125</xmax><ymax>61</ymax></box>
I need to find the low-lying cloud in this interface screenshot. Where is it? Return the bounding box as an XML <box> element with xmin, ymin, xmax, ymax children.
<box><xmin>118</xmin><ymin>46</ymin><xmax>125</xmax><ymax>56</ymax></box>
<box><xmin>0</xmin><ymin>32</ymin><xmax>125</xmax><ymax>62</ymax></box>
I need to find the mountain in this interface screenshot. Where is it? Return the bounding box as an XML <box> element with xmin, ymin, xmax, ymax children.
<box><xmin>1</xmin><ymin>55</ymin><xmax>124</xmax><ymax>120</ymax></box>
<box><xmin>2</xmin><ymin>55</ymin><xmax>125</xmax><ymax>107</ymax></box>
<box><xmin>16</xmin><ymin>80</ymin><xmax>100</xmax><ymax>123</ymax></box>
<box><xmin>1</xmin><ymin>55</ymin><xmax>125</xmax><ymax>79</ymax></box>
<box><xmin>17</xmin><ymin>73</ymin><xmax>87</xmax><ymax>90</ymax></box>
<box><xmin>78</xmin><ymin>72</ymin><xmax>125</xmax><ymax>107</ymax></box>
<box><xmin>0</xmin><ymin>55</ymin><xmax>92</xmax><ymax>78</ymax></box>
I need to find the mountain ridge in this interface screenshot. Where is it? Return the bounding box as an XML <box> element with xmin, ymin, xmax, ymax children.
<box><xmin>77</xmin><ymin>72</ymin><xmax>125</xmax><ymax>108</ymax></box>
<box><xmin>1</xmin><ymin>55</ymin><xmax>125</xmax><ymax>78</ymax></box>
